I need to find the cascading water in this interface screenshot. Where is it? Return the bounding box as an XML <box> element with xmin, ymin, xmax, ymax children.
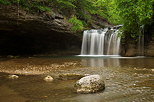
<box><xmin>81</xmin><ymin>26</ymin><xmax>121</xmax><ymax>55</ymax></box>
<box><xmin>138</xmin><ymin>25</ymin><xmax>145</xmax><ymax>56</ymax></box>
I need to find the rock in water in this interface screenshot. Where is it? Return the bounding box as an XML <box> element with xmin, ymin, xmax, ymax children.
<box><xmin>44</xmin><ymin>75</ymin><xmax>54</xmax><ymax>82</ymax></box>
<box><xmin>75</xmin><ymin>75</ymin><xmax>105</xmax><ymax>93</ymax></box>
<box><xmin>8</xmin><ymin>75</ymin><xmax>19</xmax><ymax>79</ymax></box>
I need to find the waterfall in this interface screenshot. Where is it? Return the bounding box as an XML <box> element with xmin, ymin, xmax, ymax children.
<box><xmin>81</xmin><ymin>26</ymin><xmax>121</xmax><ymax>55</ymax></box>
<box><xmin>138</xmin><ymin>25</ymin><xmax>145</xmax><ymax>56</ymax></box>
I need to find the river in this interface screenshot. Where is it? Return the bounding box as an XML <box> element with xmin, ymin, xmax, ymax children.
<box><xmin>0</xmin><ymin>56</ymin><xmax>153</xmax><ymax>102</ymax></box>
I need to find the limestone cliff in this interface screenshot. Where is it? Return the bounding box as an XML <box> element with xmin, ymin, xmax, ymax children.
<box><xmin>0</xmin><ymin>5</ymin><xmax>80</xmax><ymax>55</ymax></box>
<box><xmin>0</xmin><ymin>4</ymin><xmax>111</xmax><ymax>56</ymax></box>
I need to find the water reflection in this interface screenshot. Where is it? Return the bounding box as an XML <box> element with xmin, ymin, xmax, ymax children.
<box><xmin>75</xmin><ymin>94</ymin><xmax>103</xmax><ymax>102</ymax></box>
<box><xmin>80</xmin><ymin>57</ymin><xmax>154</xmax><ymax>68</ymax></box>
<box><xmin>81</xmin><ymin>58</ymin><xmax>120</xmax><ymax>67</ymax></box>
<box><xmin>0</xmin><ymin>57</ymin><xmax>153</xmax><ymax>102</ymax></box>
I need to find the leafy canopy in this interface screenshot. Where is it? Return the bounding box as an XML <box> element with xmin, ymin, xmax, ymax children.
<box><xmin>105</xmin><ymin>0</ymin><xmax>154</xmax><ymax>38</ymax></box>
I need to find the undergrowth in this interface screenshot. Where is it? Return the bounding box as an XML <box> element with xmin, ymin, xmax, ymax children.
<box><xmin>68</xmin><ymin>16</ymin><xmax>84</xmax><ymax>31</ymax></box>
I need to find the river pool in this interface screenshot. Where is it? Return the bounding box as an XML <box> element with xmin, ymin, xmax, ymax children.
<box><xmin>0</xmin><ymin>56</ymin><xmax>153</xmax><ymax>102</ymax></box>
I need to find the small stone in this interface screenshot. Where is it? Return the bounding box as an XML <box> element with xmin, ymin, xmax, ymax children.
<box><xmin>8</xmin><ymin>75</ymin><xmax>19</xmax><ymax>79</ymax></box>
<box><xmin>44</xmin><ymin>75</ymin><xmax>54</xmax><ymax>82</ymax></box>
<box><xmin>43</xmin><ymin>96</ymin><xmax>48</xmax><ymax>98</ymax></box>
<box><xmin>84</xmin><ymin>74</ymin><xmax>90</xmax><ymax>76</ymax></box>
<box><xmin>151</xmin><ymin>69</ymin><xmax>154</xmax><ymax>72</ymax></box>
<box><xmin>75</xmin><ymin>75</ymin><xmax>105</xmax><ymax>93</ymax></box>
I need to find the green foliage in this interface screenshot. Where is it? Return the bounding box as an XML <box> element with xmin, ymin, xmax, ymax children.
<box><xmin>0</xmin><ymin>0</ymin><xmax>11</xmax><ymax>5</ymax></box>
<box><xmin>0</xmin><ymin>0</ymin><xmax>109</xmax><ymax>31</ymax></box>
<box><xmin>7</xmin><ymin>0</ymin><xmax>51</xmax><ymax>12</ymax></box>
<box><xmin>68</xmin><ymin>16</ymin><xmax>84</xmax><ymax>31</ymax></box>
<box><xmin>9</xmin><ymin>0</ymin><xmax>20</xmax><ymax>4</ymax></box>
<box><xmin>90</xmin><ymin>0</ymin><xmax>109</xmax><ymax>18</ymax></box>
<box><xmin>1</xmin><ymin>0</ymin><xmax>153</xmax><ymax>35</ymax></box>
<box><xmin>104</xmin><ymin>0</ymin><xmax>154</xmax><ymax>39</ymax></box>
<box><xmin>49</xmin><ymin>0</ymin><xmax>109</xmax><ymax>26</ymax></box>
<box><xmin>35</xmin><ymin>5</ymin><xmax>51</xmax><ymax>12</ymax></box>
<box><xmin>53</xmin><ymin>0</ymin><xmax>76</xmax><ymax>9</ymax></box>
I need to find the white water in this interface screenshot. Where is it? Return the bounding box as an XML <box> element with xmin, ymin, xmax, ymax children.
<box><xmin>138</xmin><ymin>25</ymin><xmax>145</xmax><ymax>56</ymax></box>
<box><xmin>81</xmin><ymin>27</ymin><xmax>121</xmax><ymax>55</ymax></box>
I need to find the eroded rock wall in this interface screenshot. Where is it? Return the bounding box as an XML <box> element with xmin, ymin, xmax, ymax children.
<box><xmin>0</xmin><ymin>5</ymin><xmax>81</xmax><ymax>56</ymax></box>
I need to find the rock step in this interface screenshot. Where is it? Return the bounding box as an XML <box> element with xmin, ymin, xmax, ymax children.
<box><xmin>146</xmin><ymin>38</ymin><xmax>154</xmax><ymax>56</ymax></box>
<box><xmin>149</xmin><ymin>41</ymin><xmax>154</xmax><ymax>43</ymax></box>
<box><xmin>152</xmin><ymin>37</ymin><xmax>154</xmax><ymax>41</ymax></box>
<box><xmin>148</xmin><ymin>42</ymin><xmax>154</xmax><ymax>45</ymax></box>
<box><xmin>147</xmin><ymin>44</ymin><xmax>154</xmax><ymax>49</ymax></box>
<box><xmin>145</xmin><ymin>49</ymin><xmax>154</xmax><ymax>56</ymax></box>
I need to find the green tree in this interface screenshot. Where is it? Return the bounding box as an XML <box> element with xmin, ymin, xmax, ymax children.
<box><xmin>105</xmin><ymin>0</ymin><xmax>154</xmax><ymax>39</ymax></box>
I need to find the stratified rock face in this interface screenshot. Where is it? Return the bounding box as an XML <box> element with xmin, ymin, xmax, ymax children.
<box><xmin>120</xmin><ymin>40</ymin><xmax>137</xmax><ymax>57</ymax></box>
<box><xmin>0</xmin><ymin>5</ymin><xmax>81</xmax><ymax>55</ymax></box>
<box><xmin>75</xmin><ymin>75</ymin><xmax>105</xmax><ymax>93</ymax></box>
<box><xmin>0</xmin><ymin>5</ymin><xmax>71</xmax><ymax>33</ymax></box>
<box><xmin>145</xmin><ymin>37</ymin><xmax>154</xmax><ymax>56</ymax></box>
<box><xmin>0</xmin><ymin>4</ymin><xmax>112</xmax><ymax>55</ymax></box>
<box><xmin>125</xmin><ymin>43</ymin><xmax>137</xmax><ymax>57</ymax></box>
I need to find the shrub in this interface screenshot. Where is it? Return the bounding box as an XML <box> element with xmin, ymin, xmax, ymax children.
<box><xmin>0</xmin><ymin>0</ymin><xmax>11</xmax><ymax>5</ymax></box>
<box><xmin>35</xmin><ymin>5</ymin><xmax>51</xmax><ymax>12</ymax></box>
<box><xmin>68</xmin><ymin>16</ymin><xmax>84</xmax><ymax>31</ymax></box>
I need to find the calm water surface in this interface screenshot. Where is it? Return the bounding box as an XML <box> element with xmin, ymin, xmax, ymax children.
<box><xmin>0</xmin><ymin>56</ymin><xmax>153</xmax><ymax>102</ymax></box>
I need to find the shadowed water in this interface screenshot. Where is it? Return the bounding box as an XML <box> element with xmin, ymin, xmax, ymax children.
<box><xmin>0</xmin><ymin>56</ymin><xmax>153</xmax><ymax>102</ymax></box>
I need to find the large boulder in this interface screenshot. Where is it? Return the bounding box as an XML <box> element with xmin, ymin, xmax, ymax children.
<box><xmin>75</xmin><ymin>75</ymin><xmax>105</xmax><ymax>93</ymax></box>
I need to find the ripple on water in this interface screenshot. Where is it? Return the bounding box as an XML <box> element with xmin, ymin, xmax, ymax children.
<box><xmin>0</xmin><ymin>57</ymin><xmax>153</xmax><ymax>102</ymax></box>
